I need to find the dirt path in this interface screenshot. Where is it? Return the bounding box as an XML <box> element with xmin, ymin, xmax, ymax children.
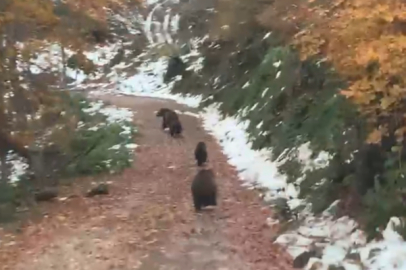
<box><xmin>0</xmin><ymin>95</ymin><xmax>293</xmax><ymax>270</ymax></box>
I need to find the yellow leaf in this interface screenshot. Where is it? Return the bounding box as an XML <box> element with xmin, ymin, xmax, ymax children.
<box><xmin>392</xmin><ymin>146</ymin><xmax>402</xmax><ymax>152</ymax></box>
<box><xmin>355</xmin><ymin>92</ymin><xmax>375</xmax><ymax>105</ymax></box>
<box><xmin>380</xmin><ymin>96</ymin><xmax>396</xmax><ymax>110</ymax></box>
<box><xmin>389</xmin><ymin>85</ymin><xmax>404</xmax><ymax>97</ymax></box>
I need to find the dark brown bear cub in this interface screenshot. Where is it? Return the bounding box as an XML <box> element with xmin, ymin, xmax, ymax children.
<box><xmin>194</xmin><ymin>141</ymin><xmax>207</xmax><ymax>166</ymax></box>
<box><xmin>156</xmin><ymin>108</ymin><xmax>183</xmax><ymax>137</ymax></box>
<box><xmin>156</xmin><ymin>108</ymin><xmax>173</xmax><ymax>130</ymax></box>
<box><xmin>191</xmin><ymin>169</ymin><xmax>217</xmax><ymax>212</ymax></box>
<box><xmin>168</xmin><ymin>117</ymin><xmax>182</xmax><ymax>137</ymax></box>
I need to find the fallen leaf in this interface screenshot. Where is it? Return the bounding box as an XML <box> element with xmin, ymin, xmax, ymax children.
<box><xmin>367</xmin><ymin>128</ymin><xmax>383</xmax><ymax>144</ymax></box>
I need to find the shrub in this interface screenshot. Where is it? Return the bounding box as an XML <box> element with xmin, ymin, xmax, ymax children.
<box><xmin>0</xmin><ymin>93</ymin><xmax>137</xmax><ymax>224</ymax></box>
<box><xmin>59</xmin><ymin>93</ymin><xmax>137</xmax><ymax>177</ymax></box>
<box><xmin>65</xmin><ymin>121</ymin><xmax>136</xmax><ymax>176</ymax></box>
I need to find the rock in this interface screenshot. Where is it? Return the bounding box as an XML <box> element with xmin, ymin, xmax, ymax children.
<box><xmin>86</xmin><ymin>183</ymin><xmax>109</xmax><ymax>197</ymax></box>
<box><xmin>368</xmin><ymin>248</ymin><xmax>381</xmax><ymax>259</ymax></box>
<box><xmin>346</xmin><ymin>251</ymin><xmax>361</xmax><ymax>262</ymax></box>
<box><xmin>293</xmin><ymin>244</ymin><xmax>324</xmax><ymax>269</ymax></box>
<box><xmin>164</xmin><ymin>56</ymin><xmax>186</xmax><ymax>83</ymax></box>
<box><xmin>269</xmin><ymin>197</ymin><xmax>297</xmax><ymax>222</ymax></box>
<box><xmin>293</xmin><ymin>250</ymin><xmax>317</xmax><ymax>268</ymax></box>
<box><xmin>308</xmin><ymin>261</ymin><xmax>323</xmax><ymax>270</ymax></box>
<box><xmin>269</xmin><ymin>197</ymin><xmax>289</xmax><ymax>208</ymax></box>
<box><xmin>323</xmin><ymin>201</ymin><xmax>340</xmax><ymax>217</ymax></box>
<box><xmin>34</xmin><ymin>188</ymin><xmax>58</xmax><ymax>202</ymax></box>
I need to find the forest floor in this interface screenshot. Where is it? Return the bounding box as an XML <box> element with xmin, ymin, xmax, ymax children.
<box><xmin>0</xmin><ymin>94</ymin><xmax>293</xmax><ymax>270</ymax></box>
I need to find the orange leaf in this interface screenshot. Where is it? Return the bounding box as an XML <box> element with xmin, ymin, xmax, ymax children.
<box><xmin>395</xmin><ymin>127</ymin><xmax>406</xmax><ymax>142</ymax></box>
<box><xmin>367</xmin><ymin>129</ymin><xmax>383</xmax><ymax>144</ymax></box>
<box><xmin>340</xmin><ymin>90</ymin><xmax>355</xmax><ymax>98</ymax></box>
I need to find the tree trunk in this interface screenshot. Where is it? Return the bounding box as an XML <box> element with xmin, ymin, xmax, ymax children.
<box><xmin>60</xmin><ymin>42</ymin><xmax>67</xmax><ymax>88</ymax></box>
<box><xmin>0</xmin><ymin>152</ymin><xmax>8</xmax><ymax>183</ymax></box>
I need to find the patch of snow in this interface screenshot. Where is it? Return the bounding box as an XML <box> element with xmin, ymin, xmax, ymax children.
<box><xmin>201</xmin><ymin>104</ymin><xmax>287</xmax><ymax>192</ymax></box>
<box><xmin>146</xmin><ymin>0</ymin><xmax>161</xmax><ymax>4</ymax></box>
<box><xmin>297</xmin><ymin>142</ymin><xmax>331</xmax><ymax>172</ymax></box>
<box><xmin>273</xmin><ymin>60</ymin><xmax>282</xmax><ymax>68</ymax></box>
<box><xmin>84</xmin><ymin>43</ymin><xmax>120</xmax><ymax>66</ymax></box>
<box><xmin>322</xmin><ymin>245</ymin><xmax>347</xmax><ymax>265</ymax></box>
<box><xmin>17</xmin><ymin>42</ymin><xmax>121</xmax><ymax>86</ymax></box>
<box><xmin>261</xmin><ymin>87</ymin><xmax>269</xmax><ymax>98</ymax></box>
<box><xmin>125</xmin><ymin>143</ymin><xmax>139</xmax><ymax>149</ymax></box>
<box><xmin>182</xmin><ymin>111</ymin><xmax>200</xmax><ymax>118</ymax></box>
<box><xmin>250</xmin><ymin>103</ymin><xmax>258</xmax><ymax>111</ymax></box>
<box><xmin>184</xmin><ymin>55</ymin><xmax>204</xmax><ymax>73</ymax></box>
<box><xmin>120</xmin><ymin>126</ymin><xmax>133</xmax><ymax>135</ymax></box>
<box><xmin>2</xmin><ymin>152</ymin><xmax>29</xmax><ymax>184</ymax></box>
<box><xmin>99</xmin><ymin>107</ymin><xmax>134</xmax><ymax>124</ymax></box>
<box><xmin>242</xmin><ymin>81</ymin><xmax>250</xmax><ymax>89</ymax></box>
<box><xmin>263</xmin><ymin>32</ymin><xmax>272</xmax><ymax>40</ymax></box>
<box><xmin>112</xmin><ymin>13</ymin><xmax>142</xmax><ymax>35</ymax></box>
<box><xmin>109</xmin><ymin>144</ymin><xmax>122</xmax><ymax>150</ymax></box>
<box><xmin>171</xmin><ymin>14</ymin><xmax>180</xmax><ymax>33</ymax></box>
<box><xmin>82</xmin><ymin>100</ymin><xmax>134</xmax><ymax>124</ymax></box>
<box><xmin>144</xmin><ymin>0</ymin><xmax>179</xmax><ymax>45</ymax></box>
<box><xmin>163</xmin><ymin>10</ymin><xmax>174</xmax><ymax>44</ymax></box>
<box><xmin>256</xmin><ymin>121</ymin><xmax>264</xmax><ymax>129</ymax></box>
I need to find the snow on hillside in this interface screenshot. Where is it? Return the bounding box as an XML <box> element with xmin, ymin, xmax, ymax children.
<box><xmin>89</xmin><ymin>38</ymin><xmax>205</xmax><ymax>107</ymax></box>
<box><xmin>200</xmin><ymin>105</ymin><xmax>406</xmax><ymax>270</ymax></box>
<box><xmin>16</xmin><ymin>42</ymin><xmax>121</xmax><ymax>85</ymax></box>
<box><xmin>8</xmin><ymin>0</ymin><xmax>406</xmax><ymax>269</ymax></box>
<box><xmin>1</xmin><ymin>153</ymin><xmax>30</xmax><ymax>184</ymax></box>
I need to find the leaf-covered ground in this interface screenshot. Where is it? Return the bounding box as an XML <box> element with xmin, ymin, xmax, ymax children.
<box><xmin>0</xmin><ymin>95</ymin><xmax>293</xmax><ymax>270</ymax></box>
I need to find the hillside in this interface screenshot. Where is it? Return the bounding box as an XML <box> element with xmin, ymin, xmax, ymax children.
<box><xmin>1</xmin><ymin>0</ymin><xmax>406</xmax><ymax>269</ymax></box>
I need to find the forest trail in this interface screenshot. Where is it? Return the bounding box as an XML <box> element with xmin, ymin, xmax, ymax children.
<box><xmin>0</xmin><ymin>94</ymin><xmax>293</xmax><ymax>270</ymax></box>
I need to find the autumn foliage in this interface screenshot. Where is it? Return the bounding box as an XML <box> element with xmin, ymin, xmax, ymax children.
<box><xmin>269</xmin><ymin>0</ymin><xmax>406</xmax><ymax>146</ymax></box>
<box><xmin>0</xmin><ymin>0</ymin><xmax>140</xmax><ymax>181</ymax></box>
<box><xmin>258</xmin><ymin>0</ymin><xmax>406</xmax><ymax>147</ymax></box>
